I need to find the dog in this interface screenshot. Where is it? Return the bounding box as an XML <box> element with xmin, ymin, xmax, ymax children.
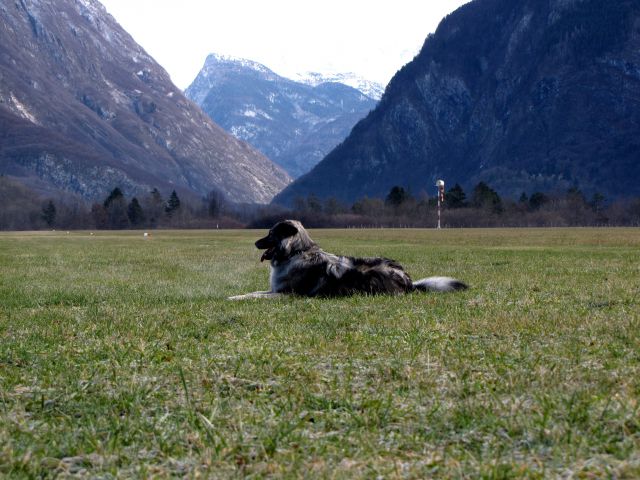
<box><xmin>228</xmin><ymin>220</ymin><xmax>468</xmax><ymax>300</ymax></box>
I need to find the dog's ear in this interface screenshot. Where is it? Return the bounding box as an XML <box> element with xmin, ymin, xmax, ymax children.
<box><xmin>273</xmin><ymin>221</ymin><xmax>298</xmax><ymax>239</ymax></box>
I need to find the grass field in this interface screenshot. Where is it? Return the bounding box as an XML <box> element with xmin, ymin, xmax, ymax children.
<box><xmin>0</xmin><ymin>227</ymin><xmax>639</xmax><ymax>478</ymax></box>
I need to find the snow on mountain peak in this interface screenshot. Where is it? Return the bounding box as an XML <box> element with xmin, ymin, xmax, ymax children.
<box><xmin>76</xmin><ymin>0</ymin><xmax>105</xmax><ymax>14</ymax></box>
<box><xmin>204</xmin><ymin>53</ymin><xmax>275</xmax><ymax>77</ymax></box>
<box><xmin>198</xmin><ymin>54</ymin><xmax>384</xmax><ymax>100</ymax></box>
<box><xmin>294</xmin><ymin>71</ymin><xmax>384</xmax><ymax>100</ymax></box>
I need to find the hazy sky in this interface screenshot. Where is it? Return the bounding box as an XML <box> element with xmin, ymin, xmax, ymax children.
<box><xmin>98</xmin><ymin>0</ymin><xmax>470</xmax><ymax>89</ymax></box>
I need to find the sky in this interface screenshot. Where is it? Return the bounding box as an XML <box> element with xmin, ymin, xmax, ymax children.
<box><xmin>98</xmin><ymin>0</ymin><xmax>470</xmax><ymax>90</ymax></box>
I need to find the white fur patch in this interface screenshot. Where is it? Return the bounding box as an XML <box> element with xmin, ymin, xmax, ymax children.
<box><xmin>413</xmin><ymin>277</ymin><xmax>462</xmax><ymax>292</ymax></box>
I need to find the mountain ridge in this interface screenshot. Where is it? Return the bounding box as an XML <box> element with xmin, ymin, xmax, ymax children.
<box><xmin>292</xmin><ymin>71</ymin><xmax>385</xmax><ymax>100</ymax></box>
<box><xmin>274</xmin><ymin>0</ymin><xmax>640</xmax><ymax>205</ymax></box>
<box><xmin>0</xmin><ymin>0</ymin><xmax>290</xmax><ymax>204</ymax></box>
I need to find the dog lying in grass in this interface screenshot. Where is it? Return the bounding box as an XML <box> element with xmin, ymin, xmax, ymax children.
<box><xmin>229</xmin><ymin>220</ymin><xmax>468</xmax><ymax>300</ymax></box>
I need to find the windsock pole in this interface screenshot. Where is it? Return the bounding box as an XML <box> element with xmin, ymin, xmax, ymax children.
<box><xmin>436</xmin><ymin>180</ymin><xmax>445</xmax><ymax>229</ymax></box>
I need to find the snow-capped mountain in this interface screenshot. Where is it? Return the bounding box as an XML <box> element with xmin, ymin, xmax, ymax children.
<box><xmin>185</xmin><ymin>54</ymin><xmax>379</xmax><ymax>178</ymax></box>
<box><xmin>186</xmin><ymin>53</ymin><xmax>280</xmax><ymax>105</ymax></box>
<box><xmin>293</xmin><ymin>72</ymin><xmax>385</xmax><ymax>101</ymax></box>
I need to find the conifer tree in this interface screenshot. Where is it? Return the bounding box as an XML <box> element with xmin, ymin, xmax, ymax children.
<box><xmin>590</xmin><ymin>192</ymin><xmax>606</xmax><ymax>213</ymax></box>
<box><xmin>206</xmin><ymin>190</ymin><xmax>225</xmax><ymax>218</ymax></box>
<box><xmin>529</xmin><ymin>192</ymin><xmax>548</xmax><ymax>210</ymax></box>
<box><xmin>146</xmin><ymin>188</ymin><xmax>164</xmax><ymax>227</ymax></box>
<box><xmin>103</xmin><ymin>187</ymin><xmax>129</xmax><ymax>229</ymax></box>
<box><xmin>127</xmin><ymin>197</ymin><xmax>145</xmax><ymax>226</ymax></box>
<box><xmin>385</xmin><ymin>186</ymin><xmax>410</xmax><ymax>207</ymax></box>
<box><xmin>446</xmin><ymin>184</ymin><xmax>467</xmax><ymax>208</ymax></box>
<box><xmin>103</xmin><ymin>187</ymin><xmax>124</xmax><ymax>208</ymax></box>
<box><xmin>165</xmin><ymin>190</ymin><xmax>181</xmax><ymax>217</ymax></box>
<box><xmin>41</xmin><ymin>200</ymin><xmax>56</xmax><ymax>227</ymax></box>
<box><xmin>306</xmin><ymin>194</ymin><xmax>323</xmax><ymax>213</ymax></box>
<box><xmin>471</xmin><ymin>182</ymin><xmax>502</xmax><ymax>213</ymax></box>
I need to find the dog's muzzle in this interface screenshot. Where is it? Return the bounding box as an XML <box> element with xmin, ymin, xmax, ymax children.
<box><xmin>256</xmin><ymin>237</ymin><xmax>276</xmax><ymax>262</ymax></box>
<box><xmin>260</xmin><ymin>247</ymin><xmax>276</xmax><ymax>262</ymax></box>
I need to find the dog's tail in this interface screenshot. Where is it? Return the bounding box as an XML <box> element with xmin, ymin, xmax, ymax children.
<box><xmin>412</xmin><ymin>276</ymin><xmax>468</xmax><ymax>292</ymax></box>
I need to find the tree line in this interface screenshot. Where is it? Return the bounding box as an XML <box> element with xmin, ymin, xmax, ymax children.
<box><xmin>2</xmin><ymin>176</ymin><xmax>640</xmax><ymax>230</ymax></box>
<box><xmin>89</xmin><ymin>187</ymin><xmax>182</xmax><ymax>229</ymax></box>
<box><xmin>0</xmin><ymin>177</ymin><xmax>242</xmax><ymax>230</ymax></box>
<box><xmin>266</xmin><ymin>182</ymin><xmax>640</xmax><ymax>228</ymax></box>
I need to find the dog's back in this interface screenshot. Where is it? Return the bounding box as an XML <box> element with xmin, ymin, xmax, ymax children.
<box><xmin>325</xmin><ymin>256</ymin><xmax>414</xmax><ymax>296</ymax></box>
<box><xmin>271</xmin><ymin>248</ymin><xmax>414</xmax><ymax>297</ymax></box>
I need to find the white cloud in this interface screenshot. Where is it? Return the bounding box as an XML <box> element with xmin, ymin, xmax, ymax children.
<box><xmin>98</xmin><ymin>0</ymin><xmax>469</xmax><ymax>88</ymax></box>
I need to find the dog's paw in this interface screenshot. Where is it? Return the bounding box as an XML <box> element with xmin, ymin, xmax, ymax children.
<box><xmin>227</xmin><ymin>291</ymin><xmax>285</xmax><ymax>300</ymax></box>
<box><xmin>227</xmin><ymin>294</ymin><xmax>247</xmax><ymax>301</ymax></box>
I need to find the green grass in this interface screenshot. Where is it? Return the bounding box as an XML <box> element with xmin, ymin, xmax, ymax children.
<box><xmin>0</xmin><ymin>228</ymin><xmax>639</xmax><ymax>478</ymax></box>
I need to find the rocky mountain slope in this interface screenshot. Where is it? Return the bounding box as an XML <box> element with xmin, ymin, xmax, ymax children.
<box><xmin>185</xmin><ymin>54</ymin><xmax>378</xmax><ymax>178</ymax></box>
<box><xmin>274</xmin><ymin>0</ymin><xmax>640</xmax><ymax>205</ymax></box>
<box><xmin>0</xmin><ymin>0</ymin><xmax>290</xmax><ymax>204</ymax></box>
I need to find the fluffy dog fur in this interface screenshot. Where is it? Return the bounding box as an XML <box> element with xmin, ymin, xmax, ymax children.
<box><xmin>228</xmin><ymin>220</ymin><xmax>467</xmax><ymax>300</ymax></box>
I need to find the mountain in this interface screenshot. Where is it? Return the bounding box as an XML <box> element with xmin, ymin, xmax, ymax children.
<box><xmin>185</xmin><ymin>54</ymin><xmax>378</xmax><ymax>178</ymax></box>
<box><xmin>293</xmin><ymin>71</ymin><xmax>385</xmax><ymax>101</ymax></box>
<box><xmin>274</xmin><ymin>0</ymin><xmax>640</xmax><ymax>205</ymax></box>
<box><xmin>0</xmin><ymin>0</ymin><xmax>290</xmax><ymax>204</ymax></box>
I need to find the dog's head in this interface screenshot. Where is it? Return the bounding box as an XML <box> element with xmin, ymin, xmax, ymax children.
<box><xmin>255</xmin><ymin>219</ymin><xmax>315</xmax><ymax>262</ymax></box>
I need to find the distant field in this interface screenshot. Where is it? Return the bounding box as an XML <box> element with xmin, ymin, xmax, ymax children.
<box><xmin>1</xmin><ymin>228</ymin><xmax>639</xmax><ymax>478</ymax></box>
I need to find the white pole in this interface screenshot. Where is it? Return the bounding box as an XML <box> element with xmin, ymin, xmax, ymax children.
<box><xmin>436</xmin><ymin>180</ymin><xmax>445</xmax><ymax>229</ymax></box>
